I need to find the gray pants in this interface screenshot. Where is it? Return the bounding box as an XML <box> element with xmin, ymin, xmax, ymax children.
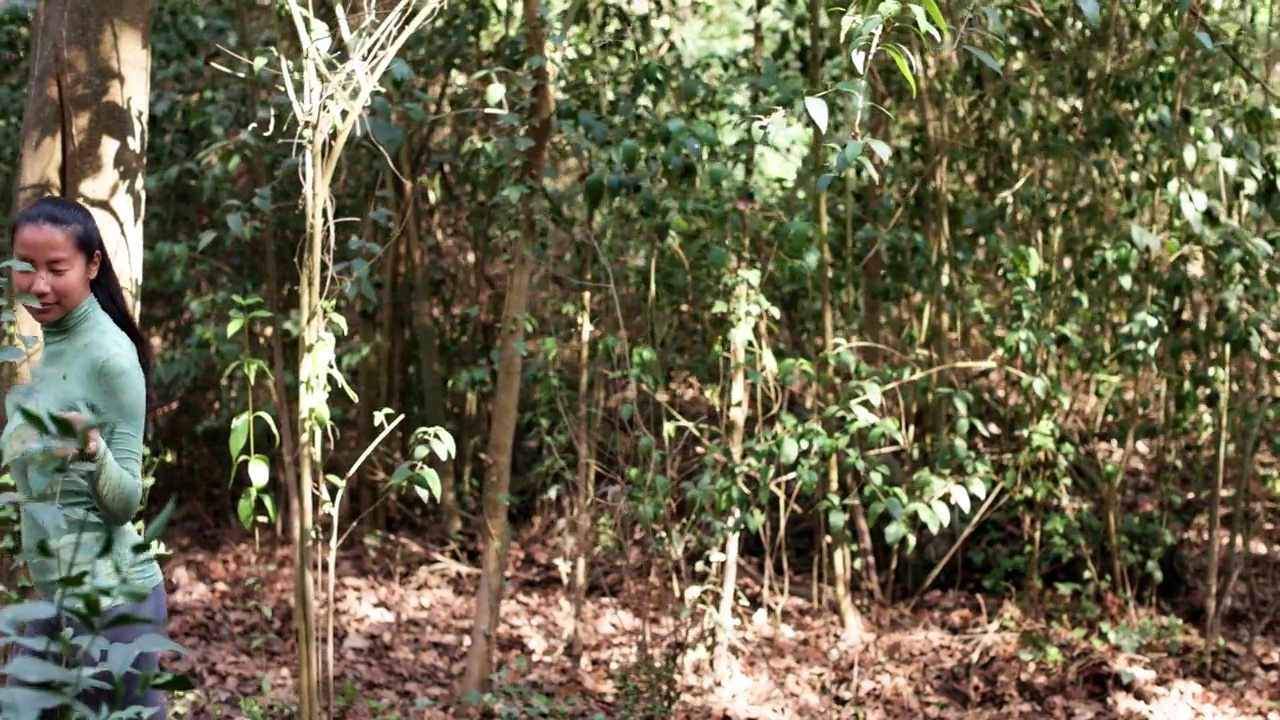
<box><xmin>7</xmin><ymin>582</ymin><xmax>169</xmax><ymax>719</ymax></box>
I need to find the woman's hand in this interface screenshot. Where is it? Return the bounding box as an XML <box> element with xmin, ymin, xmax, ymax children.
<box><xmin>55</xmin><ymin>411</ymin><xmax>101</xmax><ymax>459</ymax></box>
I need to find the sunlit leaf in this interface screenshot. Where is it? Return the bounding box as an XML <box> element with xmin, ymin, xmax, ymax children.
<box><xmin>804</xmin><ymin>96</ymin><xmax>829</xmax><ymax>134</ymax></box>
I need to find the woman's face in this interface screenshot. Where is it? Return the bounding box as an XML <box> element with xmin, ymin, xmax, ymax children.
<box><xmin>12</xmin><ymin>223</ymin><xmax>99</xmax><ymax>325</ymax></box>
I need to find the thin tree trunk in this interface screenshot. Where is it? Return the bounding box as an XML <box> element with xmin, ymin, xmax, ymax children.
<box><xmin>808</xmin><ymin>0</ymin><xmax>863</xmax><ymax>633</ymax></box>
<box><xmin>460</xmin><ymin>0</ymin><xmax>555</xmax><ymax>697</ymax></box>
<box><xmin>567</xmin><ymin>226</ymin><xmax>595</xmax><ymax>664</ymax></box>
<box><xmin>404</xmin><ymin>152</ymin><xmax>463</xmax><ymax>537</ymax></box>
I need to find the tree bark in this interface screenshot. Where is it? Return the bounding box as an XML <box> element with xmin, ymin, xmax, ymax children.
<box><xmin>5</xmin><ymin>0</ymin><xmax>151</xmax><ymax>401</ymax></box>
<box><xmin>459</xmin><ymin>0</ymin><xmax>555</xmax><ymax>698</ymax></box>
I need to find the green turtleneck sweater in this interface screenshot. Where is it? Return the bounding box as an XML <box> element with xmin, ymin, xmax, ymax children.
<box><xmin>1</xmin><ymin>294</ymin><xmax>162</xmax><ymax>603</ymax></box>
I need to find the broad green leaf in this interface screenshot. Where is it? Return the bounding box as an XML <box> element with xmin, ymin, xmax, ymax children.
<box><xmin>930</xmin><ymin>498</ymin><xmax>951</xmax><ymax>530</ymax></box>
<box><xmin>229</xmin><ymin>413</ymin><xmax>250</xmax><ymax>461</ymax></box>
<box><xmin>780</xmin><ymin>437</ymin><xmax>800</xmax><ymax>465</ymax></box>
<box><xmin>247</xmin><ymin>455</ymin><xmax>270</xmax><ymax>489</ymax></box>
<box><xmin>884</xmin><ymin>518</ymin><xmax>908</xmax><ymax>545</ymax></box>
<box><xmin>864</xmin><ymin>381</ymin><xmax>884</xmax><ymax>408</ymax></box>
<box><xmin>950</xmin><ymin>484</ymin><xmax>971</xmax><ymax>515</ymax></box>
<box><xmin>429</xmin><ymin>432</ymin><xmax>455</xmax><ymax>462</ymax></box>
<box><xmin>804</xmin><ymin>96</ymin><xmax>829</xmax><ymax>134</ymax></box>
<box><xmin>366</xmin><ymin>116</ymin><xmax>406</xmax><ymax>155</ymax></box>
<box><xmin>866</xmin><ymin>138</ymin><xmax>891</xmax><ymax>162</ymax></box>
<box><xmin>237</xmin><ymin>493</ymin><xmax>255</xmax><ymax>529</ymax></box>
<box><xmin>0</xmin><ymin>601</ymin><xmax>60</xmax><ymax>635</ymax></box>
<box><xmin>828</xmin><ymin>506</ymin><xmax>847</xmax><ymax>532</ymax></box>
<box><xmin>966</xmin><ymin>476</ymin><xmax>988</xmax><ymax>501</ymax></box>
<box><xmin>484</xmin><ymin>81</ymin><xmax>506</xmax><ymax>106</ymax></box>
<box><xmin>414</xmin><ymin>467</ymin><xmax>442</xmax><ymax>503</ymax></box>
<box><xmin>915</xmin><ymin>502</ymin><xmax>940</xmax><ymax>535</ymax></box>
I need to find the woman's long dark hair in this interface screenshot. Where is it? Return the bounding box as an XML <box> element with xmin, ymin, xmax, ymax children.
<box><xmin>12</xmin><ymin>196</ymin><xmax>152</xmax><ymax>388</ymax></box>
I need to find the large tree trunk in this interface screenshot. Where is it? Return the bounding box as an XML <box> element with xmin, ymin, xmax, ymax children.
<box><xmin>459</xmin><ymin>0</ymin><xmax>555</xmax><ymax>698</ymax></box>
<box><xmin>0</xmin><ymin>0</ymin><xmax>150</xmax><ymax>615</ymax></box>
<box><xmin>7</xmin><ymin>0</ymin><xmax>152</xmax><ymax>377</ymax></box>
<box><xmin>13</xmin><ymin>0</ymin><xmax>151</xmax><ymax>303</ymax></box>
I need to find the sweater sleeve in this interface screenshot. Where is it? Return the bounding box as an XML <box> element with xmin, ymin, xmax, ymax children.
<box><xmin>87</xmin><ymin>351</ymin><xmax>146</xmax><ymax>526</ymax></box>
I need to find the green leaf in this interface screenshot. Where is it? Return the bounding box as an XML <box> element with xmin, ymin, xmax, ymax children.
<box><xmin>804</xmin><ymin>96</ymin><xmax>829</xmax><ymax>134</ymax></box>
<box><xmin>583</xmin><ymin>171</ymin><xmax>605</xmax><ymax>214</ymax></box>
<box><xmin>780</xmin><ymin>437</ymin><xmax>800</xmax><ymax>465</ymax></box>
<box><xmin>919</xmin><ymin>0</ymin><xmax>949</xmax><ymax>37</ymax></box>
<box><xmin>2</xmin><ymin>655</ymin><xmax>80</xmax><ymax>686</ymax></box>
<box><xmin>253</xmin><ymin>411</ymin><xmax>281</xmax><ymax>449</ymax></box>
<box><xmin>413</xmin><ymin>467</ymin><xmax>442</xmax><ymax>503</ymax></box>
<box><xmin>197</xmin><ymin>229</ymin><xmax>217</xmax><ymax>252</ymax></box>
<box><xmin>428</xmin><ymin>432</ymin><xmax>456</xmax><ymax>462</ymax></box>
<box><xmin>388</xmin><ymin>462</ymin><xmax>414</xmax><ymax>486</ymax></box>
<box><xmin>966</xmin><ymin>476</ymin><xmax>988</xmax><ymax>502</ymax></box>
<box><xmin>884</xmin><ymin>45</ymin><xmax>917</xmax><ymax>96</ymax></box>
<box><xmin>225</xmin><ymin>212</ymin><xmax>244</xmax><ymax>238</ymax></box>
<box><xmin>237</xmin><ymin>493</ymin><xmax>254</xmax><ymax>529</ymax></box>
<box><xmin>142</xmin><ymin>497</ymin><xmax>178</xmax><ymax>545</ymax></box>
<box><xmin>247</xmin><ymin>455</ymin><xmax>270</xmax><ymax>489</ymax></box>
<box><xmin>229</xmin><ymin>413</ymin><xmax>250</xmax><ymax>461</ymax></box>
<box><xmin>930</xmin><ymin>498</ymin><xmax>951</xmax><ymax>530</ymax></box>
<box><xmin>226</xmin><ymin>316</ymin><xmax>245</xmax><ymax>339</ymax></box>
<box><xmin>864</xmin><ymin>382</ymin><xmax>884</xmax><ymax>408</ymax></box>
<box><xmin>0</xmin><ymin>600</ymin><xmax>60</xmax><ymax>635</ymax></box>
<box><xmin>619</xmin><ymin>139</ymin><xmax>641</xmax><ymax>172</ymax></box>
<box><xmin>866</xmin><ymin>138</ymin><xmax>891</xmax><ymax>163</ymax></box>
<box><xmin>129</xmin><ymin>633</ymin><xmax>186</xmax><ymax>655</ymax></box>
<box><xmin>884</xmin><ymin>518</ymin><xmax>908</xmax><ymax>546</ymax></box>
<box><xmin>1129</xmin><ymin>223</ymin><xmax>1160</xmax><ymax>253</ymax></box>
<box><xmin>1247</xmin><ymin>237</ymin><xmax>1274</xmax><ymax>258</ymax></box>
<box><xmin>915</xmin><ymin>502</ymin><xmax>940</xmax><ymax>535</ymax></box>
<box><xmin>366</xmin><ymin>117</ymin><xmax>406</xmax><ymax>155</ymax></box>
<box><xmin>949</xmin><ymin>484</ymin><xmax>971</xmax><ymax>515</ymax></box>
<box><xmin>908</xmin><ymin>4</ymin><xmax>941</xmax><ymax>42</ymax></box>
<box><xmin>484</xmin><ymin>81</ymin><xmax>506</xmax><ymax>107</ymax></box>
<box><xmin>1182</xmin><ymin>143</ymin><xmax>1197</xmax><ymax>170</ymax></box>
<box><xmin>828</xmin><ymin>506</ymin><xmax>847</xmax><ymax>532</ymax></box>
<box><xmin>260</xmin><ymin>493</ymin><xmax>277</xmax><ymax>522</ymax></box>
<box><xmin>855</xmin><ymin>155</ymin><xmax>880</xmax><ymax>183</ymax></box>
<box><xmin>962</xmin><ymin>45</ymin><xmax>1003</xmax><ymax>75</ymax></box>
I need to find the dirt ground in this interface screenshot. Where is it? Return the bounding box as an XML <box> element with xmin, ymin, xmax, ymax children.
<box><xmin>161</xmin><ymin>526</ymin><xmax>1280</xmax><ymax>720</ymax></box>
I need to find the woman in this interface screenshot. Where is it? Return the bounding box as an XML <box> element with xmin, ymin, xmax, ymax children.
<box><xmin>0</xmin><ymin>196</ymin><xmax>168</xmax><ymax>718</ymax></box>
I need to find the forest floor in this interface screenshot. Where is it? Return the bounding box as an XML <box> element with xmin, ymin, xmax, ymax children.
<box><xmin>162</xmin><ymin>521</ymin><xmax>1280</xmax><ymax>720</ymax></box>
